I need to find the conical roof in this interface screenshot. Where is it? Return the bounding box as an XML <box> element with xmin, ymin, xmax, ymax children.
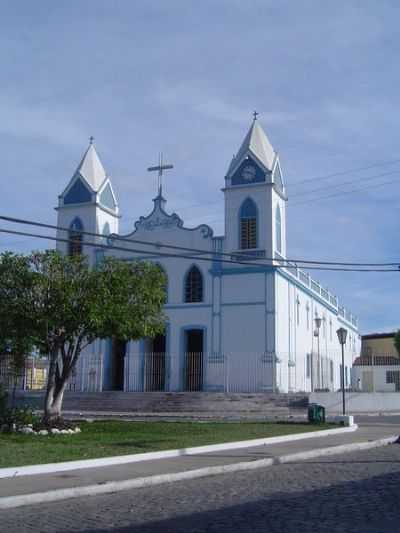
<box><xmin>74</xmin><ymin>143</ymin><xmax>107</xmax><ymax>192</ymax></box>
<box><xmin>227</xmin><ymin>120</ymin><xmax>276</xmax><ymax>176</ymax></box>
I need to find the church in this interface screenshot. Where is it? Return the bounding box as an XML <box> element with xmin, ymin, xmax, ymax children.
<box><xmin>56</xmin><ymin>117</ymin><xmax>360</xmax><ymax>394</ymax></box>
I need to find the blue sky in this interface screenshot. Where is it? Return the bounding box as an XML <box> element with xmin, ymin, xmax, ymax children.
<box><xmin>0</xmin><ymin>1</ymin><xmax>399</xmax><ymax>333</ymax></box>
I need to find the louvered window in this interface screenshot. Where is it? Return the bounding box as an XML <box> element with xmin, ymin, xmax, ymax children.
<box><xmin>68</xmin><ymin>218</ymin><xmax>84</xmax><ymax>256</ymax></box>
<box><xmin>276</xmin><ymin>205</ymin><xmax>282</xmax><ymax>253</ymax></box>
<box><xmin>239</xmin><ymin>198</ymin><xmax>257</xmax><ymax>250</ymax></box>
<box><xmin>185</xmin><ymin>266</ymin><xmax>203</xmax><ymax>303</ymax></box>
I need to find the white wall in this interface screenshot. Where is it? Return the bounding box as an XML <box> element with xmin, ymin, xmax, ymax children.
<box><xmin>352</xmin><ymin>365</ymin><xmax>399</xmax><ymax>392</ymax></box>
<box><xmin>310</xmin><ymin>391</ymin><xmax>400</xmax><ymax>413</ymax></box>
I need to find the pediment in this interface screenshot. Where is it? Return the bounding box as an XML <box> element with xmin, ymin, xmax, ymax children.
<box><xmin>131</xmin><ymin>197</ymin><xmax>213</xmax><ymax>239</ymax></box>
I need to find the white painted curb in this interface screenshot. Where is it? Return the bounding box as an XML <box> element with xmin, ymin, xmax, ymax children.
<box><xmin>0</xmin><ymin>434</ymin><xmax>397</xmax><ymax>510</ymax></box>
<box><xmin>0</xmin><ymin>424</ymin><xmax>357</xmax><ymax>479</ymax></box>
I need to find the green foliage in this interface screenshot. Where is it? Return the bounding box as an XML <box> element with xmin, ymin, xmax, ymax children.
<box><xmin>0</xmin><ymin>405</ymin><xmax>40</xmax><ymax>431</ymax></box>
<box><xmin>0</xmin><ymin>253</ymin><xmax>37</xmax><ymax>368</ymax></box>
<box><xmin>0</xmin><ymin>250</ymin><xmax>167</xmax><ymax>418</ymax></box>
<box><xmin>25</xmin><ymin>251</ymin><xmax>167</xmax><ymax>352</ymax></box>
<box><xmin>394</xmin><ymin>330</ymin><xmax>400</xmax><ymax>357</ymax></box>
<box><xmin>0</xmin><ymin>384</ymin><xmax>8</xmax><ymax>418</ymax></box>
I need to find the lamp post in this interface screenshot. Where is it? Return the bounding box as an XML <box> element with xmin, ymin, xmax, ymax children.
<box><xmin>314</xmin><ymin>317</ymin><xmax>322</xmax><ymax>389</ymax></box>
<box><xmin>336</xmin><ymin>327</ymin><xmax>348</xmax><ymax>415</ymax></box>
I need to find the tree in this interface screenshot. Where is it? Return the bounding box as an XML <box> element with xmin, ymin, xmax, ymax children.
<box><xmin>0</xmin><ymin>251</ymin><xmax>166</xmax><ymax>421</ymax></box>
<box><xmin>0</xmin><ymin>253</ymin><xmax>38</xmax><ymax>401</ymax></box>
<box><xmin>394</xmin><ymin>330</ymin><xmax>400</xmax><ymax>358</ymax></box>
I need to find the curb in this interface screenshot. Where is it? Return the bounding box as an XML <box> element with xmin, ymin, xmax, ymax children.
<box><xmin>0</xmin><ymin>425</ymin><xmax>357</xmax><ymax>479</ymax></box>
<box><xmin>0</xmin><ymin>434</ymin><xmax>397</xmax><ymax>510</ymax></box>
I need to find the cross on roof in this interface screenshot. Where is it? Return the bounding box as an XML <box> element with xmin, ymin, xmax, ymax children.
<box><xmin>89</xmin><ymin>135</ymin><xmax>95</xmax><ymax>145</ymax></box>
<box><xmin>253</xmin><ymin>110</ymin><xmax>259</xmax><ymax>121</ymax></box>
<box><xmin>147</xmin><ymin>152</ymin><xmax>174</xmax><ymax>197</ymax></box>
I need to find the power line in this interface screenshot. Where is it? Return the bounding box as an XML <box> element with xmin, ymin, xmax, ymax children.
<box><xmin>121</xmin><ymin>166</ymin><xmax>400</xmax><ymax>224</ymax></box>
<box><xmin>1</xmin><ymin>213</ymin><xmax>400</xmax><ymax>267</ymax></box>
<box><xmin>287</xmin><ymin>158</ymin><xmax>400</xmax><ymax>188</ymax></box>
<box><xmin>0</xmin><ymin>220</ymin><xmax>399</xmax><ymax>272</ymax></box>
<box><xmin>291</xmin><ymin>176</ymin><xmax>399</xmax><ymax>206</ymax></box>
<box><xmin>289</xmin><ymin>169</ymin><xmax>399</xmax><ymax>198</ymax></box>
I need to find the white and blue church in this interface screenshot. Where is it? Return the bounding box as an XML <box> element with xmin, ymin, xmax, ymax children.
<box><xmin>56</xmin><ymin>118</ymin><xmax>360</xmax><ymax>394</ymax></box>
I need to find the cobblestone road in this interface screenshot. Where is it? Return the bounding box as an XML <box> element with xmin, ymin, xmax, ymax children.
<box><xmin>2</xmin><ymin>444</ymin><xmax>400</xmax><ymax>533</ymax></box>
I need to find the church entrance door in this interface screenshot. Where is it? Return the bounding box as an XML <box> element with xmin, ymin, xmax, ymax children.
<box><xmin>184</xmin><ymin>329</ymin><xmax>204</xmax><ymax>391</ymax></box>
<box><xmin>144</xmin><ymin>334</ymin><xmax>166</xmax><ymax>391</ymax></box>
<box><xmin>109</xmin><ymin>338</ymin><xmax>126</xmax><ymax>391</ymax></box>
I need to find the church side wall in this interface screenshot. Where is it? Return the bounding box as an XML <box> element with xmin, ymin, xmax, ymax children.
<box><xmin>275</xmin><ymin>271</ymin><xmax>360</xmax><ymax>393</ymax></box>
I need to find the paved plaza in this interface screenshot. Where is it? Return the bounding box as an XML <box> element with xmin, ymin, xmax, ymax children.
<box><xmin>1</xmin><ymin>443</ymin><xmax>400</xmax><ymax>533</ymax></box>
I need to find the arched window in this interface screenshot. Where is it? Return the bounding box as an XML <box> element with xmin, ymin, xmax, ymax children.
<box><xmin>275</xmin><ymin>205</ymin><xmax>282</xmax><ymax>254</ymax></box>
<box><xmin>103</xmin><ymin>222</ymin><xmax>110</xmax><ymax>236</ymax></box>
<box><xmin>68</xmin><ymin>218</ymin><xmax>83</xmax><ymax>256</ymax></box>
<box><xmin>102</xmin><ymin>222</ymin><xmax>111</xmax><ymax>245</ymax></box>
<box><xmin>185</xmin><ymin>266</ymin><xmax>203</xmax><ymax>303</ymax></box>
<box><xmin>239</xmin><ymin>198</ymin><xmax>257</xmax><ymax>250</ymax></box>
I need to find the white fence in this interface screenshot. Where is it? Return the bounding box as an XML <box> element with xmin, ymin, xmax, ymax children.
<box><xmin>310</xmin><ymin>392</ymin><xmax>400</xmax><ymax>414</ymax></box>
<box><xmin>66</xmin><ymin>351</ymin><xmax>354</xmax><ymax>394</ymax></box>
<box><xmin>3</xmin><ymin>352</ymin><xmax>399</xmax><ymax>395</ymax></box>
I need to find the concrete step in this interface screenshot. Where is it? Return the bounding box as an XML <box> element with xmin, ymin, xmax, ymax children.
<box><xmin>16</xmin><ymin>391</ymin><xmax>309</xmax><ymax>416</ymax></box>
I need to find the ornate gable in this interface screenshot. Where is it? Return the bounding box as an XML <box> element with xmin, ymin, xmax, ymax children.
<box><xmin>131</xmin><ymin>196</ymin><xmax>214</xmax><ymax>239</ymax></box>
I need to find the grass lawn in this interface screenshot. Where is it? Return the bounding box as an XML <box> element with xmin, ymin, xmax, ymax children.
<box><xmin>0</xmin><ymin>420</ymin><xmax>335</xmax><ymax>468</ymax></box>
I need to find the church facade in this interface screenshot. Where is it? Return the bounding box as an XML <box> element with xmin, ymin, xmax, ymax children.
<box><xmin>56</xmin><ymin>119</ymin><xmax>360</xmax><ymax>394</ymax></box>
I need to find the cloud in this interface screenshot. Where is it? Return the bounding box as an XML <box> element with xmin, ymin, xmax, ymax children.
<box><xmin>0</xmin><ymin>93</ymin><xmax>85</xmax><ymax>148</ymax></box>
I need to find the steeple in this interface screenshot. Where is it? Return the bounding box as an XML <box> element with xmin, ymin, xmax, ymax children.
<box><xmin>225</xmin><ymin>116</ymin><xmax>285</xmax><ymax>192</ymax></box>
<box><xmin>223</xmin><ymin>116</ymin><xmax>287</xmax><ymax>259</ymax></box>
<box><xmin>74</xmin><ymin>140</ymin><xmax>107</xmax><ymax>192</ymax></box>
<box><xmin>235</xmin><ymin>119</ymin><xmax>276</xmax><ymax>172</ymax></box>
<box><xmin>56</xmin><ymin>139</ymin><xmax>119</xmax><ymax>259</ymax></box>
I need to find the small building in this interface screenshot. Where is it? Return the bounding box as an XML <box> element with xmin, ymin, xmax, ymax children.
<box><xmin>352</xmin><ymin>332</ymin><xmax>400</xmax><ymax>392</ymax></box>
<box><xmin>361</xmin><ymin>332</ymin><xmax>398</xmax><ymax>358</ymax></box>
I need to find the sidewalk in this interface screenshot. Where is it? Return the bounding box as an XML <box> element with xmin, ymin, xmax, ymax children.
<box><xmin>0</xmin><ymin>419</ymin><xmax>398</xmax><ymax>507</ymax></box>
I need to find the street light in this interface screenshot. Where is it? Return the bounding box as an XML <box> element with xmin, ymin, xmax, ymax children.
<box><xmin>314</xmin><ymin>317</ymin><xmax>322</xmax><ymax>389</ymax></box>
<box><xmin>336</xmin><ymin>327</ymin><xmax>348</xmax><ymax>415</ymax></box>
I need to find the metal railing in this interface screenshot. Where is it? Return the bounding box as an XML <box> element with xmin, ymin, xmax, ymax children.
<box><xmin>3</xmin><ymin>352</ymin><xmax>399</xmax><ymax>394</ymax></box>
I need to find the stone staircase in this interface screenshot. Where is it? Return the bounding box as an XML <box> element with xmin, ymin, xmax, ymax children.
<box><xmin>59</xmin><ymin>392</ymin><xmax>309</xmax><ymax>418</ymax></box>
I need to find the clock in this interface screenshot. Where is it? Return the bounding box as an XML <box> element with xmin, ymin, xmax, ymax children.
<box><xmin>241</xmin><ymin>165</ymin><xmax>256</xmax><ymax>182</ymax></box>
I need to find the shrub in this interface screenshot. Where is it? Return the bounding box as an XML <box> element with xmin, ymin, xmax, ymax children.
<box><xmin>0</xmin><ymin>384</ymin><xmax>7</xmax><ymax>417</ymax></box>
<box><xmin>0</xmin><ymin>405</ymin><xmax>40</xmax><ymax>432</ymax></box>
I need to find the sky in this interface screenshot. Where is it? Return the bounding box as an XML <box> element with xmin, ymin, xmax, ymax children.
<box><xmin>0</xmin><ymin>1</ymin><xmax>399</xmax><ymax>334</ymax></box>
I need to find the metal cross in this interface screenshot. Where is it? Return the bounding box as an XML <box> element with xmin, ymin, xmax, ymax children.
<box><xmin>147</xmin><ymin>152</ymin><xmax>174</xmax><ymax>197</ymax></box>
<box><xmin>89</xmin><ymin>136</ymin><xmax>95</xmax><ymax>145</ymax></box>
<box><xmin>253</xmin><ymin>110</ymin><xmax>259</xmax><ymax>121</ymax></box>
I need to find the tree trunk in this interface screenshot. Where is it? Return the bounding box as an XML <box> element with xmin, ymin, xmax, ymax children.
<box><xmin>44</xmin><ymin>382</ymin><xmax>67</xmax><ymax>422</ymax></box>
<box><xmin>44</xmin><ymin>349</ymin><xmax>69</xmax><ymax>422</ymax></box>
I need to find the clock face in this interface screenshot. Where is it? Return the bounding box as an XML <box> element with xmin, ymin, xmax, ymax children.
<box><xmin>241</xmin><ymin>165</ymin><xmax>256</xmax><ymax>182</ymax></box>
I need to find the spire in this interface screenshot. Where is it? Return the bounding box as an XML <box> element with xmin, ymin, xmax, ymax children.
<box><xmin>74</xmin><ymin>139</ymin><xmax>107</xmax><ymax>192</ymax></box>
<box><xmin>227</xmin><ymin>117</ymin><xmax>277</xmax><ymax>177</ymax></box>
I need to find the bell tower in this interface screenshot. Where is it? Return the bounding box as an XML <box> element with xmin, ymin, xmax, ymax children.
<box><xmin>56</xmin><ymin>138</ymin><xmax>119</xmax><ymax>261</ymax></box>
<box><xmin>223</xmin><ymin>115</ymin><xmax>287</xmax><ymax>261</ymax></box>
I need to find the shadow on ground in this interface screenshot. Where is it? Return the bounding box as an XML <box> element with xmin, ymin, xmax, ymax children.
<box><xmin>70</xmin><ymin>468</ymin><xmax>400</xmax><ymax>533</ymax></box>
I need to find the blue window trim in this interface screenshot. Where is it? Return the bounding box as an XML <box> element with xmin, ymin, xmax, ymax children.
<box><xmin>64</xmin><ymin>177</ymin><xmax>92</xmax><ymax>205</ymax></box>
<box><xmin>70</xmin><ymin>217</ymin><xmax>84</xmax><ymax>231</ymax></box>
<box><xmin>99</xmin><ymin>183</ymin><xmax>116</xmax><ymax>211</ymax></box>
<box><xmin>238</xmin><ymin>197</ymin><xmax>258</xmax><ymax>250</ymax></box>
<box><xmin>183</xmin><ymin>264</ymin><xmax>204</xmax><ymax>303</ymax></box>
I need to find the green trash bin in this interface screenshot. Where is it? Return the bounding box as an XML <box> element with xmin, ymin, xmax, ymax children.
<box><xmin>308</xmin><ymin>403</ymin><xmax>325</xmax><ymax>423</ymax></box>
